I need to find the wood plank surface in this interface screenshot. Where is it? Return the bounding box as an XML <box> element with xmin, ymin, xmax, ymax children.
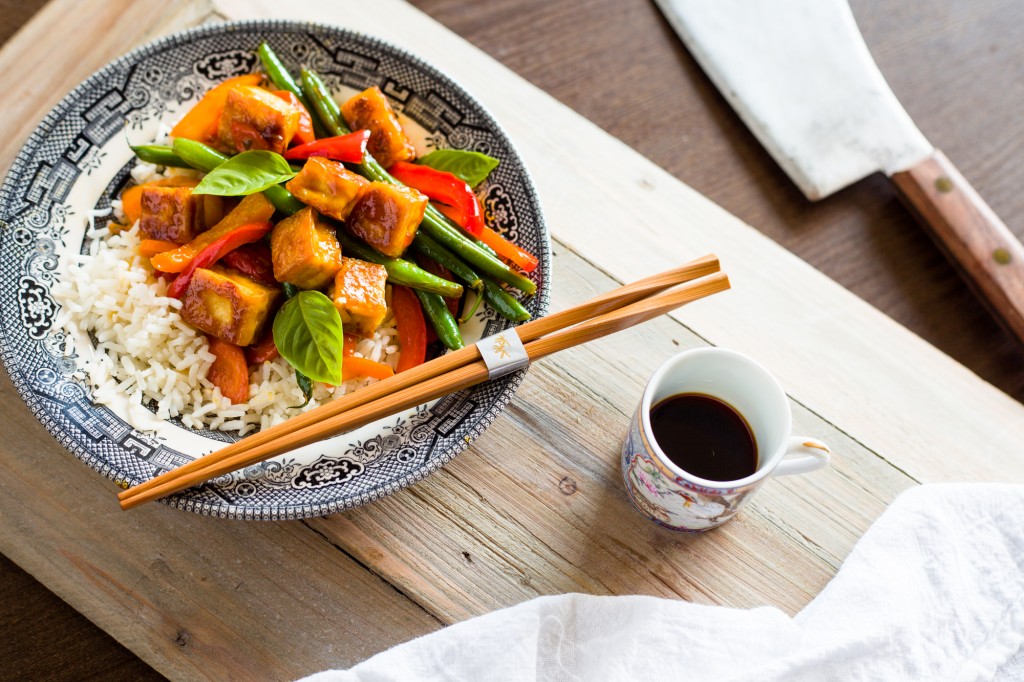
<box><xmin>414</xmin><ymin>0</ymin><xmax>1024</xmax><ymax>403</ymax></box>
<box><xmin>1</xmin><ymin>0</ymin><xmax>1022</xmax><ymax>680</ymax></box>
<box><xmin>305</xmin><ymin>243</ymin><xmax>917</xmax><ymax>623</ymax></box>
<box><xmin>0</xmin><ymin>376</ymin><xmax>441</xmax><ymax>680</ymax></box>
<box><xmin>216</xmin><ymin>0</ymin><xmax>1024</xmax><ymax>484</ymax></box>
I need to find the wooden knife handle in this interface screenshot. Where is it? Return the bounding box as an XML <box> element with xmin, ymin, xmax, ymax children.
<box><xmin>891</xmin><ymin>150</ymin><xmax>1024</xmax><ymax>345</ymax></box>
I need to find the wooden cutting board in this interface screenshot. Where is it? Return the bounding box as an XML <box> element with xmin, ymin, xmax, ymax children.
<box><xmin>1</xmin><ymin>0</ymin><xmax>1022</xmax><ymax>679</ymax></box>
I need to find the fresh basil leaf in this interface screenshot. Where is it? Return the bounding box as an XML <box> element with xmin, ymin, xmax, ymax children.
<box><xmin>292</xmin><ymin>371</ymin><xmax>313</xmax><ymax>409</ymax></box>
<box><xmin>272</xmin><ymin>290</ymin><xmax>344</xmax><ymax>385</ymax></box>
<box><xmin>416</xmin><ymin>149</ymin><xmax>499</xmax><ymax>188</ymax></box>
<box><xmin>193</xmin><ymin>150</ymin><xmax>297</xmax><ymax>196</ymax></box>
<box><xmin>280</xmin><ymin>282</ymin><xmax>316</xmax><ymax>407</ymax></box>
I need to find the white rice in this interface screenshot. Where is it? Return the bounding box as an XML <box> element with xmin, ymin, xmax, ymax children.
<box><xmin>54</xmin><ymin>222</ymin><xmax>401</xmax><ymax>435</ymax></box>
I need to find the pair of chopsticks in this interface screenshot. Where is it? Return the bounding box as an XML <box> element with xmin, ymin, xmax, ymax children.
<box><xmin>118</xmin><ymin>255</ymin><xmax>728</xmax><ymax>510</ymax></box>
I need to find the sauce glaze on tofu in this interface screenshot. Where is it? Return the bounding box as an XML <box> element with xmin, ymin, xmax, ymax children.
<box><xmin>139</xmin><ymin>186</ymin><xmax>200</xmax><ymax>244</ymax></box>
<box><xmin>217</xmin><ymin>85</ymin><xmax>301</xmax><ymax>155</ymax></box>
<box><xmin>180</xmin><ymin>264</ymin><xmax>281</xmax><ymax>346</ymax></box>
<box><xmin>284</xmin><ymin>157</ymin><xmax>369</xmax><ymax>221</ymax></box>
<box><xmin>329</xmin><ymin>257</ymin><xmax>388</xmax><ymax>337</ymax></box>
<box><xmin>340</xmin><ymin>86</ymin><xmax>416</xmax><ymax>168</ymax></box>
<box><xmin>270</xmin><ymin>206</ymin><xmax>343</xmax><ymax>290</ymax></box>
<box><xmin>346</xmin><ymin>182</ymin><xmax>427</xmax><ymax>258</ymax></box>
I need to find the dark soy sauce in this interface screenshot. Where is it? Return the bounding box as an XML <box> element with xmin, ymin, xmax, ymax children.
<box><xmin>649</xmin><ymin>393</ymin><xmax>757</xmax><ymax>482</ymax></box>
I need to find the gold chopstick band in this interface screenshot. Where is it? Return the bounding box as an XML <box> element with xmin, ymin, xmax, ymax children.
<box><xmin>475</xmin><ymin>328</ymin><xmax>529</xmax><ymax>379</ymax></box>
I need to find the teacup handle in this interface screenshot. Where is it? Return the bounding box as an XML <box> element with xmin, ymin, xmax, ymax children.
<box><xmin>772</xmin><ymin>437</ymin><xmax>831</xmax><ymax>476</ymax></box>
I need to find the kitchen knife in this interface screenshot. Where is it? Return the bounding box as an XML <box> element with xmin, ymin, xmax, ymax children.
<box><xmin>655</xmin><ymin>0</ymin><xmax>1024</xmax><ymax>344</ymax></box>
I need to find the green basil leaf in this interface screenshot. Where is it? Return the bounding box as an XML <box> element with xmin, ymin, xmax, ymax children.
<box><xmin>416</xmin><ymin>149</ymin><xmax>499</xmax><ymax>188</ymax></box>
<box><xmin>193</xmin><ymin>150</ymin><xmax>297</xmax><ymax>196</ymax></box>
<box><xmin>291</xmin><ymin>371</ymin><xmax>313</xmax><ymax>409</ymax></box>
<box><xmin>272</xmin><ymin>290</ymin><xmax>344</xmax><ymax>385</ymax></box>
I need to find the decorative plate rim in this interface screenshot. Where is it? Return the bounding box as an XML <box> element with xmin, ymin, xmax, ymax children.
<box><xmin>0</xmin><ymin>19</ymin><xmax>551</xmax><ymax>520</ymax></box>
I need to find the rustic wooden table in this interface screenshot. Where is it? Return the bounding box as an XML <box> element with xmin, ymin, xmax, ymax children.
<box><xmin>1</xmin><ymin>0</ymin><xmax>1022</xmax><ymax>679</ymax></box>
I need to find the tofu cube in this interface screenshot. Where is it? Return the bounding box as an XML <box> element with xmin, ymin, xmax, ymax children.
<box><xmin>217</xmin><ymin>85</ymin><xmax>300</xmax><ymax>154</ymax></box>
<box><xmin>180</xmin><ymin>265</ymin><xmax>280</xmax><ymax>346</ymax></box>
<box><xmin>345</xmin><ymin>182</ymin><xmax>427</xmax><ymax>257</ymax></box>
<box><xmin>270</xmin><ymin>206</ymin><xmax>343</xmax><ymax>290</ymax></box>
<box><xmin>340</xmin><ymin>86</ymin><xmax>416</xmax><ymax>168</ymax></box>
<box><xmin>329</xmin><ymin>257</ymin><xmax>388</xmax><ymax>336</ymax></box>
<box><xmin>285</xmin><ymin>157</ymin><xmax>369</xmax><ymax>221</ymax></box>
<box><xmin>139</xmin><ymin>185</ymin><xmax>200</xmax><ymax>243</ymax></box>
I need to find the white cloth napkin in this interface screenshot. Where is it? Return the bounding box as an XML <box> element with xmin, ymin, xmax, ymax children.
<box><xmin>300</xmin><ymin>484</ymin><xmax>1024</xmax><ymax>681</ymax></box>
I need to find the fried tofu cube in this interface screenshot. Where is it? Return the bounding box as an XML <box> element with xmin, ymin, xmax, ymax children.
<box><xmin>217</xmin><ymin>85</ymin><xmax>300</xmax><ymax>154</ymax></box>
<box><xmin>180</xmin><ymin>265</ymin><xmax>280</xmax><ymax>346</ymax></box>
<box><xmin>329</xmin><ymin>258</ymin><xmax>388</xmax><ymax>336</ymax></box>
<box><xmin>270</xmin><ymin>206</ymin><xmax>343</xmax><ymax>290</ymax></box>
<box><xmin>341</xmin><ymin>86</ymin><xmax>416</xmax><ymax>168</ymax></box>
<box><xmin>139</xmin><ymin>185</ymin><xmax>200</xmax><ymax>243</ymax></box>
<box><xmin>346</xmin><ymin>182</ymin><xmax>427</xmax><ymax>258</ymax></box>
<box><xmin>284</xmin><ymin>157</ymin><xmax>369</xmax><ymax>221</ymax></box>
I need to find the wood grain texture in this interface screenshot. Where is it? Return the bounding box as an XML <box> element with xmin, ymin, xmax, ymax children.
<box><xmin>217</xmin><ymin>0</ymin><xmax>1024</xmax><ymax>487</ymax></box>
<box><xmin>892</xmin><ymin>149</ymin><xmax>1024</xmax><ymax>343</ymax></box>
<box><xmin>305</xmin><ymin>243</ymin><xmax>917</xmax><ymax>623</ymax></box>
<box><xmin>0</xmin><ymin>554</ymin><xmax>163</xmax><ymax>681</ymax></box>
<box><xmin>408</xmin><ymin>0</ymin><xmax>1024</xmax><ymax>403</ymax></box>
<box><xmin>2</xmin><ymin>0</ymin><xmax>1023</xmax><ymax>679</ymax></box>
<box><xmin>0</xmin><ymin>370</ymin><xmax>440</xmax><ymax>681</ymax></box>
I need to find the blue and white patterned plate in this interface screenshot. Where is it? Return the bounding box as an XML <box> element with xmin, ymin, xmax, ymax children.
<box><xmin>0</xmin><ymin>21</ymin><xmax>549</xmax><ymax>520</ymax></box>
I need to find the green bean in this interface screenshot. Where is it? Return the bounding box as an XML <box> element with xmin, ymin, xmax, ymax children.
<box><xmin>301</xmin><ymin>69</ymin><xmax>348</xmax><ymax>137</ymax></box>
<box><xmin>301</xmin><ymin>68</ymin><xmax>536</xmax><ymax>294</ymax></box>
<box><xmin>171</xmin><ymin>138</ymin><xmax>229</xmax><ymax>172</ymax></box>
<box><xmin>335</xmin><ymin>231</ymin><xmax>463</xmax><ymax>298</ymax></box>
<box><xmin>171</xmin><ymin>138</ymin><xmax>305</xmax><ymax>215</ymax></box>
<box><xmin>421</xmin><ymin>216</ymin><xmax>536</xmax><ymax>294</ymax></box>
<box><xmin>433</xmin><ymin>209</ymin><xmax>498</xmax><ymax>257</ymax></box>
<box><xmin>415</xmin><ymin>289</ymin><xmax>464</xmax><ymax>351</ymax></box>
<box><xmin>411</xmin><ymin>232</ymin><xmax>482</xmax><ymax>290</ymax></box>
<box><xmin>410</xmin><ymin>233</ymin><xmax>492</xmax><ymax>321</ymax></box>
<box><xmin>257</xmin><ymin>42</ymin><xmax>329</xmax><ymax>139</ymax></box>
<box><xmin>481</xmin><ymin>277</ymin><xmax>531</xmax><ymax>322</ymax></box>
<box><xmin>130</xmin><ymin>144</ymin><xmax>189</xmax><ymax>168</ymax></box>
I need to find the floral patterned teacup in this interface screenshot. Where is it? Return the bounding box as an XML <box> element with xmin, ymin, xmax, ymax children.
<box><xmin>622</xmin><ymin>348</ymin><xmax>830</xmax><ymax>531</ymax></box>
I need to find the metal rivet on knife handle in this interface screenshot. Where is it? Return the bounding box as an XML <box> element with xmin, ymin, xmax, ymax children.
<box><xmin>891</xmin><ymin>150</ymin><xmax>1024</xmax><ymax>344</ymax></box>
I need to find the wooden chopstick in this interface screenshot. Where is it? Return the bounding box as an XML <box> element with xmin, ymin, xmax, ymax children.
<box><xmin>119</xmin><ymin>268</ymin><xmax>729</xmax><ymax>510</ymax></box>
<box><xmin>119</xmin><ymin>255</ymin><xmax>720</xmax><ymax>505</ymax></box>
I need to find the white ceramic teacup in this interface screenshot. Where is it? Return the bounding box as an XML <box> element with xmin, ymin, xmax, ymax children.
<box><xmin>621</xmin><ymin>348</ymin><xmax>830</xmax><ymax>531</ymax></box>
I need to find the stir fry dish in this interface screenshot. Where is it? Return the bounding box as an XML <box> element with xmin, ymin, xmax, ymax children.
<box><xmin>103</xmin><ymin>42</ymin><xmax>538</xmax><ymax>420</ymax></box>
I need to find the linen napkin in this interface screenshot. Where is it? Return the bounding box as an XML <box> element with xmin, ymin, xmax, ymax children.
<box><xmin>300</xmin><ymin>484</ymin><xmax>1024</xmax><ymax>681</ymax></box>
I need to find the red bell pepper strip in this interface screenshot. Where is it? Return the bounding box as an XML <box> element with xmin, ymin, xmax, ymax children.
<box><xmin>391</xmin><ymin>285</ymin><xmax>427</xmax><ymax>372</ymax></box>
<box><xmin>167</xmin><ymin>221</ymin><xmax>273</xmax><ymax>299</ymax></box>
<box><xmin>343</xmin><ymin>333</ymin><xmax>361</xmax><ymax>357</ymax></box>
<box><xmin>245</xmin><ymin>331</ymin><xmax>280</xmax><ymax>366</ymax></box>
<box><xmin>387</xmin><ymin>161</ymin><xmax>484</xmax><ymax>236</ymax></box>
<box><xmin>434</xmin><ymin>203</ymin><xmax>539</xmax><ymax>273</ymax></box>
<box><xmin>222</xmin><ymin>242</ymin><xmax>276</xmax><ymax>287</ymax></box>
<box><xmin>206</xmin><ymin>337</ymin><xmax>250</xmax><ymax>404</ymax></box>
<box><xmin>271</xmin><ymin>90</ymin><xmax>316</xmax><ymax>146</ymax></box>
<box><xmin>282</xmin><ymin>130</ymin><xmax>370</xmax><ymax>163</ymax></box>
